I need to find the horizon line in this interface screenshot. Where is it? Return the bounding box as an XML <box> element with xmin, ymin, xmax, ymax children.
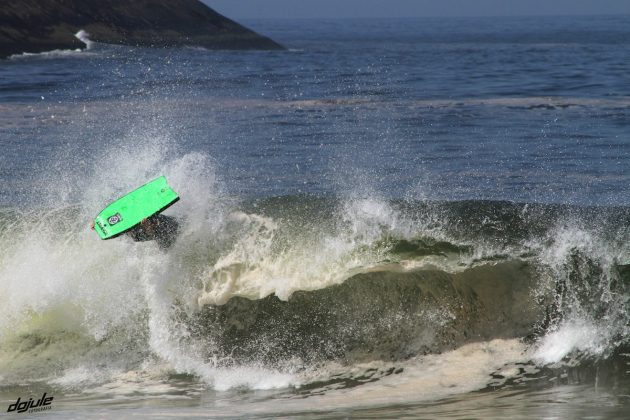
<box><xmin>229</xmin><ymin>13</ymin><xmax>630</xmax><ymax>20</ymax></box>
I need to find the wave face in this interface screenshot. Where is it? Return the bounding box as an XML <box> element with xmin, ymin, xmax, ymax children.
<box><xmin>1</xmin><ymin>149</ymin><xmax>629</xmax><ymax>395</ymax></box>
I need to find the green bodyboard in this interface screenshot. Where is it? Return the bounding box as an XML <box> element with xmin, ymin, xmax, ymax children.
<box><xmin>93</xmin><ymin>176</ymin><xmax>179</xmax><ymax>240</ymax></box>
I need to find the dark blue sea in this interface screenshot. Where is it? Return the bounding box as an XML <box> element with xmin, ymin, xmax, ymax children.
<box><xmin>1</xmin><ymin>16</ymin><xmax>630</xmax><ymax>418</ymax></box>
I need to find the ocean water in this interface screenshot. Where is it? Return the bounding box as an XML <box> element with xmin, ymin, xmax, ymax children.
<box><xmin>1</xmin><ymin>15</ymin><xmax>630</xmax><ymax>418</ymax></box>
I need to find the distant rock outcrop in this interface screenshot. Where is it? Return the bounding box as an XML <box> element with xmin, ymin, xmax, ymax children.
<box><xmin>0</xmin><ymin>0</ymin><xmax>283</xmax><ymax>58</ymax></box>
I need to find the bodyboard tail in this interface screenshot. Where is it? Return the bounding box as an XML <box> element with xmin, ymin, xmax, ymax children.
<box><xmin>93</xmin><ymin>176</ymin><xmax>179</xmax><ymax>240</ymax></box>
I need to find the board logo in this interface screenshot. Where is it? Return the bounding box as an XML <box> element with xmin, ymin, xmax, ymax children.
<box><xmin>107</xmin><ymin>213</ymin><xmax>123</xmax><ymax>225</ymax></box>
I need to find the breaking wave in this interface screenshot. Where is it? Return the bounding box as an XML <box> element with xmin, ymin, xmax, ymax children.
<box><xmin>0</xmin><ymin>142</ymin><xmax>629</xmax><ymax>400</ymax></box>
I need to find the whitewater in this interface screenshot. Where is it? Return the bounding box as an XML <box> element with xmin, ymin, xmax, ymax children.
<box><xmin>1</xmin><ymin>15</ymin><xmax>630</xmax><ymax>419</ymax></box>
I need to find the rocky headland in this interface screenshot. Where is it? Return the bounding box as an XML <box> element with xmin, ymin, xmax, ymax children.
<box><xmin>0</xmin><ymin>0</ymin><xmax>283</xmax><ymax>58</ymax></box>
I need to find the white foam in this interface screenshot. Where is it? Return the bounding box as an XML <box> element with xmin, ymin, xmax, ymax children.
<box><xmin>534</xmin><ymin>319</ymin><xmax>609</xmax><ymax>364</ymax></box>
<box><xmin>322</xmin><ymin>339</ymin><xmax>528</xmax><ymax>406</ymax></box>
<box><xmin>0</xmin><ymin>220</ymin><xmax>145</xmax><ymax>340</ymax></box>
<box><xmin>9</xmin><ymin>49</ymin><xmax>89</xmax><ymax>60</ymax></box>
<box><xmin>0</xmin><ymin>130</ymin><xmax>234</xmax><ymax>388</ymax></box>
<box><xmin>208</xmin><ymin>366</ymin><xmax>296</xmax><ymax>391</ymax></box>
<box><xmin>74</xmin><ymin>30</ymin><xmax>93</xmax><ymax>49</ymax></box>
<box><xmin>197</xmin><ymin>197</ymin><xmax>444</xmax><ymax>306</ymax></box>
<box><xmin>7</xmin><ymin>30</ymin><xmax>93</xmax><ymax>60</ymax></box>
<box><xmin>530</xmin><ymin>222</ymin><xmax>628</xmax><ymax>365</ymax></box>
<box><xmin>189</xmin><ymin>339</ymin><xmax>529</xmax><ymax>415</ymax></box>
<box><xmin>72</xmin><ymin>366</ymin><xmax>198</xmax><ymax>398</ymax></box>
<box><xmin>140</xmin><ymin>251</ymin><xmax>298</xmax><ymax>391</ymax></box>
<box><xmin>51</xmin><ymin>366</ymin><xmax>121</xmax><ymax>388</ymax></box>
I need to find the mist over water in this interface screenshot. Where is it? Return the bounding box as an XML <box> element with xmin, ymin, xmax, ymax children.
<box><xmin>1</xmin><ymin>15</ymin><xmax>630</xmax><ymax>418</ymax></box>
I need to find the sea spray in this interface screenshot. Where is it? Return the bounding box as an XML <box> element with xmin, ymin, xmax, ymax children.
<box><xmin>532</xmin><ymin>221</ymin><xmax>630</xmax><ymax>364</ymax></box>
<box><xmin>74</xmin><ymin>30</ymin><xmax>93</xmax><ymax>50</ymax></box>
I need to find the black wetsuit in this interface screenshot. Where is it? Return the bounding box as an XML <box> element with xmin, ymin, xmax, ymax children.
<box><xmin>126</xmin><ymin>214</ymin><xmax>179</xmax><ymax>249</ymax></box>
